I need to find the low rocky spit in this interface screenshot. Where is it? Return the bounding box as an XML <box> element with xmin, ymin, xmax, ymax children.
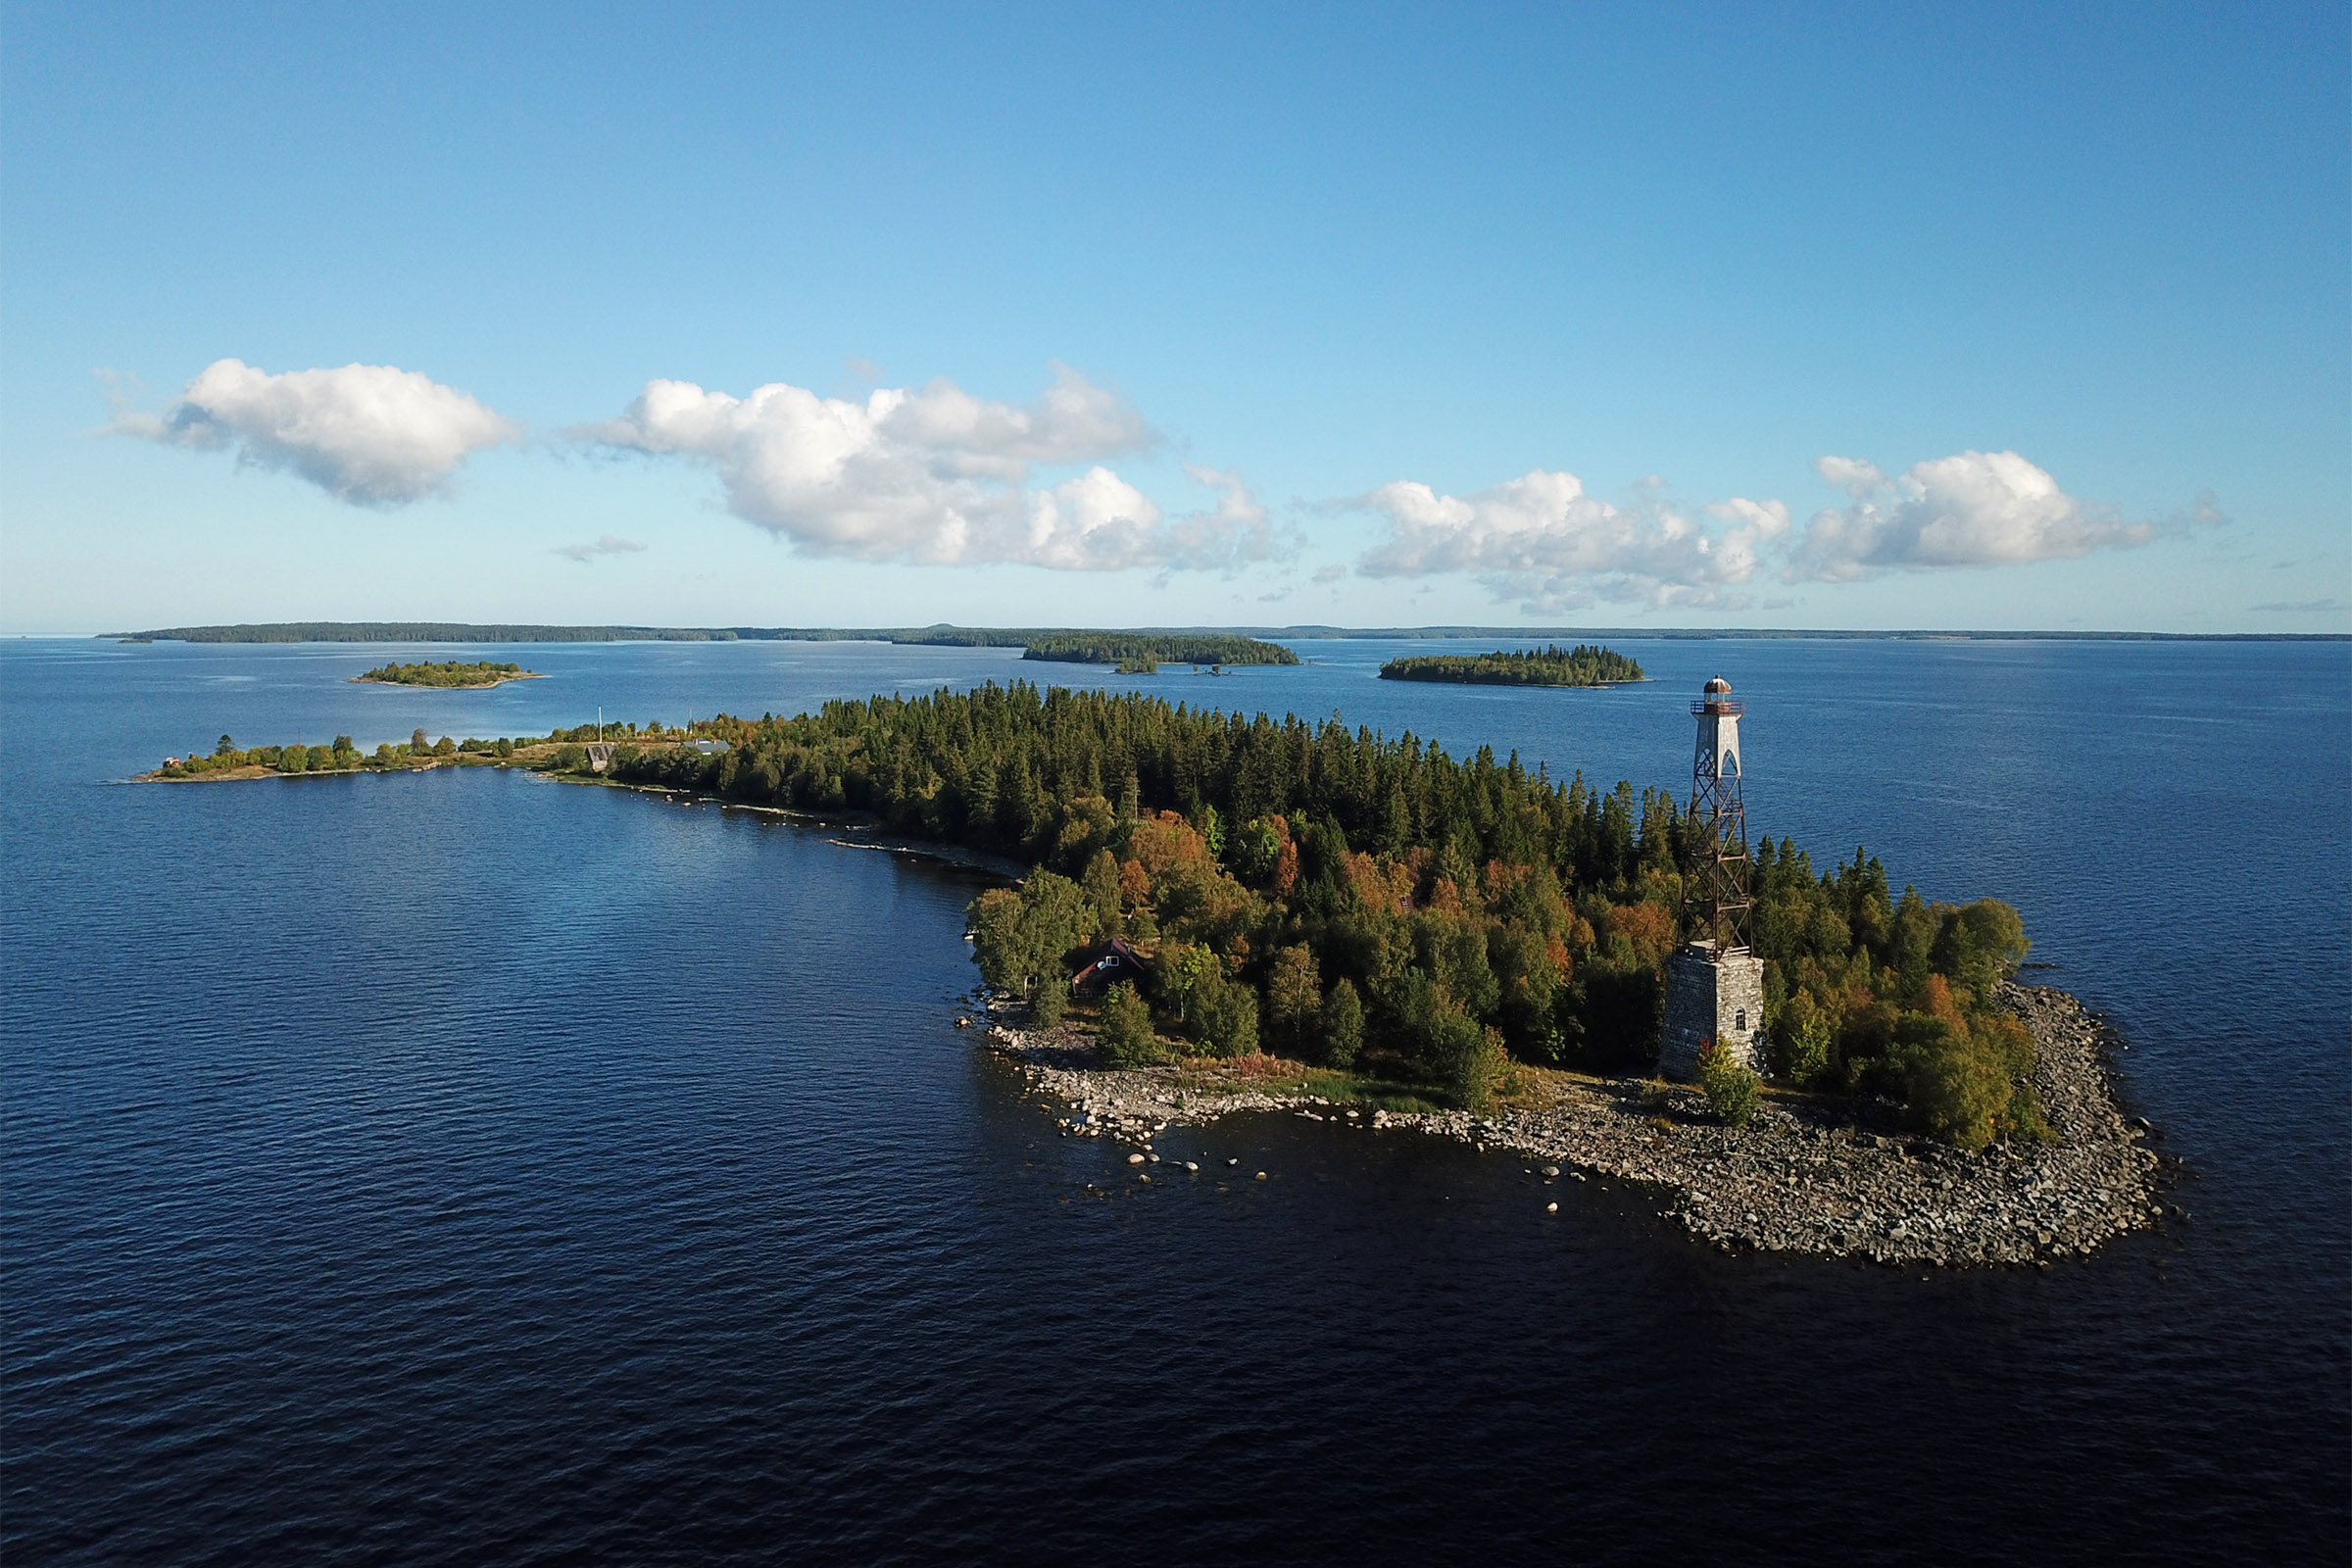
<box><xmin>984</xmin><ymin>982</ymin><xmax>2168</xmax><ymax>1268</ymax></box>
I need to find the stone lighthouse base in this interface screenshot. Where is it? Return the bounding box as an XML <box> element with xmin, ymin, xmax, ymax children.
<box><xmin>1659</xmin><ymin>944</ymin><xmax>1768</xmax><ymax>1080</ymax></box>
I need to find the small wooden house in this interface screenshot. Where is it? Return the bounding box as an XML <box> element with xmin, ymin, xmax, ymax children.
<box><xmin>584</xmin><ymin>742</ymin><xmax>616</xmax><ymax>773</ymax></box>
<box><xmin>1068</xmin><ymin>936</ymin><xmax>1145</xmax><ymax>998</ymax></box>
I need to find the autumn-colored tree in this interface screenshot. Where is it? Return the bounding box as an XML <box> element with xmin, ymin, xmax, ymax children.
<box><xmin>1602</xmin><ymin>901</ymin><xmax>1677</xmax><ymax>969</ymax></box>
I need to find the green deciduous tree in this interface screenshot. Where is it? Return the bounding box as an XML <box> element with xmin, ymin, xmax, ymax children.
<box><xmin>1152</xmin><ymin>942</ymin><xmax>1218</xmax><ymax>1025</ymax></box>
<box><xmin>966</xmin><ymin>870</ymin><xmax>1094</xmax><ymax>1007</ymax></box>
<box><xmin>1775</xmin><ymin>990</ymin><xmax>1832</xmax><ymax>1087</ymax></box>
<box><xmin>1320</xmin><ymin>978</ymin><xmax>1364</xmax><ymax>1068</ymax></box>
<box><xmin>1888</xmin><ymin>1015</ymin><xmax>2007</xmax><ymax>1152</ymax></box>
<box><xmin>1186</xmin><ymin>964</ymin><xmax>1259</xmax><ymax>1057</ymax></box>
<box><xmin>1082</xmin><ymin>849</ymin><xmax>1123</xmax><ymax>935</ymax></box>
<box><xmin>1096</xmin><ymin>982</ymin><xmax>1160</xmax><ymax>1067</ymax></box>
<box><xmin>1425</xmin><ymin>1007</ymin><xmax>1504</xmax><ymax>1110</ymax></box>
<box><xmin>1266</xmin><ymin>944</ymin><xmax>1321</xmax><ymax>1055</ymax></box>
<box><xmin>966</xmin><ymin>888</ymin><xmax>1031</xmax><ymax>996</ymax></box>
<box><xmin>1697</xmin><ymin>1041</ymin><xmax>1760</xmax><ymax>1127</ymax></box>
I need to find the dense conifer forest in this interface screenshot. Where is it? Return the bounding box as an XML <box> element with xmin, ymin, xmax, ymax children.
<box><xmin>606</xmin><ymin>682</ymin><xmax>2048</xmax><ymax>1149</ymax></box>
<box><xmin>1379</xmin><ymin>644</ymin><xmax>1646</xmax><ymax>686</ymax></box>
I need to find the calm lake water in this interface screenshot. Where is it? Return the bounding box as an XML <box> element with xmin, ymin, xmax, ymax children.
<box><xmin>4</xmin><ymin>635</ymin><xmax>2346</xmax><ymax>1565</ymax></box>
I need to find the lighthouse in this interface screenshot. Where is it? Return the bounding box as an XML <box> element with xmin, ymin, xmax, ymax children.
<box><xmin>1659</xmin><ymin>677</ymin><xmax>1768</xmax><ymax>1078</ymax></box>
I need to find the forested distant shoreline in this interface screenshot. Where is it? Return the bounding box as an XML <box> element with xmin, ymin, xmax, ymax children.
<box><xmin>101</xmin><ymin>622</ymin><xmax>2343</xmax><ymax>645</ymax></box>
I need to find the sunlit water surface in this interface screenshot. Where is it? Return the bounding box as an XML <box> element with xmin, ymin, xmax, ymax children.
<box><xmin>4</xmin><ymin>636</ymin><xmax>2345</xmax><ymax>1564</ymax></box>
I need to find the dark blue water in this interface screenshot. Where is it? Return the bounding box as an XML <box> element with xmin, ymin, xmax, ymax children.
<box><xmin>5</xmin><ymin>636</ymin><xmax>2346</xmax><ymax>1565</ymax></box>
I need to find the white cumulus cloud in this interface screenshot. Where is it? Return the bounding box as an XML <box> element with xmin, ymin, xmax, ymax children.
<box><xmin>1354</xmin><ymin>468</ymin><xmax>1788</xmax><ymax>610</ymax></box>
<box><xmin>578</xmin><ymin>366</ymin><xmax>1275</xmax><ymax>570</ymax></box>
<box><xmin>1353</xmin><ymin>449</ymin><xmax>2192</xmax><ymax>608</ymax></box>
<box><xmin>113</xmin><ymin>359</ymin><xmax>520</xmax><ymax>505</ymax></box>
<box><xmin>1787</xmin><ymin>450</ymin><xmax>2154</xmax><ymax>581</ymax></box>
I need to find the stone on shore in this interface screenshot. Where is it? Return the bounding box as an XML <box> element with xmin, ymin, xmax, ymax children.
<box><xmin>978</xmin><ymin>982</ymin><xmax>2158</xmax><ymax>1269</ymax></box>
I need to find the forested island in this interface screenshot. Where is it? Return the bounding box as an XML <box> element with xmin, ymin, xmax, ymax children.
<box><xmin>1019</xmin><ymin>634</ymin><xmax>1299</xmax><ymax>671</ymax></box>
<box><xmin>1380</xmin><ymin>645</ymin><xmax>1645</xmax><ymax>686</ymax></box>
<box><xmin>154</xmin><ymin>683</ymin><xmax>2034</xmax><ymax>1146</ymax></box>
<box><xmin>143</xmin><ymin>720</ymin><xmax>662</xmax><ymax>779</ymax></box>
<box><xmin>139</xmin><ymin>683</ymin><xmax>2163</xmax><ymax>1261</ymax></box>
<box><xmin>355</xmin><ymin>660</ymin><xmax>542</xmax><ymax>689</ymax></box>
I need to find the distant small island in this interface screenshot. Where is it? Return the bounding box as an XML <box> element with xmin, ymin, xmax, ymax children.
<box><xmin>140</xmin><ymin>719</ymin><xmax>662</xmax><ymax>779</ymax></box>
<box><xmin>1021</xmin><ymin>634</ymin><xmax>1300</xmax><ymax>672</ymax></box>
<box><xmin>354</xmin><ymin>660</ymin><xmax>544</xmax><ymax>689</ymax></box>
<box><xmin>1379</xmin><ymin>644</ymin><xmax>1645</xmax><ymax>687</ymax></box>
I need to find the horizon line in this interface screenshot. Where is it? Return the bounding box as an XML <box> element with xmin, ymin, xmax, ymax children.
<box><xmin>68</xmin><ymin>620</ymin><xmax>2352</xmax><ymax>644</ymax></box>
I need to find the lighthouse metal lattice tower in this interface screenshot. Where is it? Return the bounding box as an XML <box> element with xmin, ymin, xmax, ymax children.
<box><xmin>1685</xmin><ymin>676</ymin><xmax>1752</xmax><ymax>954</ymax></box>
<box><xmin>1659</xmin><ymin>677</ymin><xmax>1768</xmax><ymax>1079</ymax></box>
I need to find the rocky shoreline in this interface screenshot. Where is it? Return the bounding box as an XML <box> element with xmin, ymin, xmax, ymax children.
<box><xmin>985</xmin><ymin>982</ymin><xmax>2168</xmax><ymax>1268</ymax></box>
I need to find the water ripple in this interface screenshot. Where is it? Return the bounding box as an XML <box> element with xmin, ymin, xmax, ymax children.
<box><xmin>4</xmin><ymin>637</ymin><xmax>2346</xmax><ymax>1565</ymax></box>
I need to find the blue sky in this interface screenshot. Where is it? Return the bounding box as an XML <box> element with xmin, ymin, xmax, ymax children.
<box><xmin>4</xmin><ymin>2</ymin><xmax>2344</xmax><ymax>633</ymax></box>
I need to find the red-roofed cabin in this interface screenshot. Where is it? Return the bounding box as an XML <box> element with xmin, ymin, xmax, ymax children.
<box><xmin>1068</xmin><ymin>936</ymin><xmax>1145</xmax><ymax>997</ymax></box>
